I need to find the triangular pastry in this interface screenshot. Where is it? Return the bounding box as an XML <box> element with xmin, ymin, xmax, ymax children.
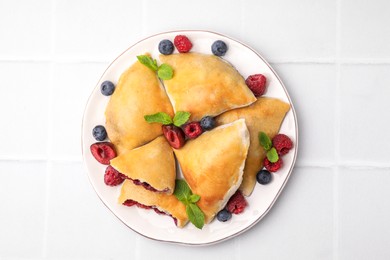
<box><xmin>216</xmin><ymin>97</ymin><xmax>290</xmax><ymax>196</ymax></box>
<box><xmin>173</xmin><ymin>119</ymin><xmax>250</xmax><ymax>223</ymax></box>
<box><xmin>105</xmin><ymin>55</ymin><xmax>174</xmax><ymax>155</ymax></box>
<box><xmin>110</xmin><ymin>136</ymin><xmax>175</xmax><ymax>194</ymax></box>
<box><xmin>118</xmin><ymin>180</ymin><xmax>189</xmax><ymax>228</ymax></box>
<box><xmin>159</xmin><ymin>53</ymin><xmax>256</xmax><ymax>121</ymax></box>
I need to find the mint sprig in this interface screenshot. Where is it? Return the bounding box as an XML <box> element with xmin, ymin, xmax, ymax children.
<box><xmin>144</xmin><ymin>111</ymin><xmax>191</xmax><ymax>127</ymax></box>
<box><xmin>137</xmin><ymin>55</ymin><xmax>173</xmax><ymax>80</ymax></box>
<box><xmin>173</xmin><ymin>179</ymin><xmax>205</xmax><ymax>229</ymax></box>
<box><xmin>259</xmin><ymin>131</ymin><xmax>279</xmax><ymax>162</ymax></box>
<box><xmin>144</xmin><ymin>112</ymin><xmax>173</xmax><ymax>125</ymax></box>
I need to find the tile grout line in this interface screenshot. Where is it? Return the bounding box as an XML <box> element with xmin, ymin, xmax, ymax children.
<box><xmin>333</xmin><ymin>0</ymin><xmax>342</xmax><ymax>259</ymax></box>
<box><xmin>42</xmin><ymin>0</ymin><xmax>57</xmax><ymax>257</ymax></box>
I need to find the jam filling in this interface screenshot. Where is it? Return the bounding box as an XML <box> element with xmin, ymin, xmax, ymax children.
<box><xmin>123</xmin><ymin>199</ymin><xmax>177</xmax><ymax>226</ymax></box>
<box><xmin>125</xmin><ymin>177</ymin><xmax>169</xmax><ymax>193</ymax></box>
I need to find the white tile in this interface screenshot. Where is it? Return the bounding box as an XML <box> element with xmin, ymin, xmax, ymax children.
<box><xmin>142</xmin><ymin>0</ymin><xmax>244</xmax><ymax>39</ymax></box>
<box><xmin>45</xmin><ymin>162</ymin><xmax>136</xmax><ymax>259</ymax></box>
<box><xmin>339</xmin><ymin>167</ymin><xmax>390</xmax><ymax>260</ymax></box>
<box><xmin>138</xmin><ymin>234</ymin><xmax>239</xmax><ymax>260</ymax></box>
<box><xmin>0</xmin><ymin>0</ymin><xmax>51</xmax><ymax>57</ymax></box>
<box><xmin>242</xmin><ymin>0</ymin><xmax>336</xmax><ymax>61</ymax></box>
<box><xmin>50</xmin><ymin>62</ymin><xmax>107</xmax><ymax>160</ymax></box>
<box><xmin>0</xmin><ymin>62</ymin><xmax>50</xmax><ymax>159</ymax></box>
<box><xmin>239</xmin><ymin>167</ymin><xmax>334</xmax><ymax>259</ymax></box>
<box><xmin>340</xmin><ymin>0</ymin><xmax>390</xmax><ymax>59</ymax></box>
<box><xmin>54</xmin><ymin>0</ymin><xmax>143</xmax><ymax>59</ymax></box>
<box><xmin>272</xmin><ymin>63</ymin><xmax>337</xmax><ymax>165</ymax></box>
<box><xmin>340</xmin><ymin>65</ymin><xmax>390</xmax><ymax>163</ymax></box>
<box><xmin>0</xmin><ymin>161</ymin><xmax>46</xmax><ymax>258</ymax></box>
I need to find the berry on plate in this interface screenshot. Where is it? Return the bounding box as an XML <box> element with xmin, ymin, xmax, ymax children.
<box><xmin>158</xmin><ymin>39</ymin><xmax>174</xmax><ymax>55</ymax></box>
<box><xmin>256</xmin><ymin>169</ymin><xmax>272</xmax><ymax>184</ymax></box>
<box><xmin>90</xmin><ymin>142</ymin><xmax>117</xmax><ymax>165</ymax></box>
<box><xmin>92</xmin><ymin>125</ymin><xmax>107</xmax><ymax>141</ymax></box>
<box><xmin>272</xmin><ymin>134</ymin><xmax>293</xmax><ymax>156</ymax></box>
<box><xmin>211</xmin><ymin>40</ymin><xmax>228</xmax><ymax>56</ymax></box>
<box><xmin>162</xmin><ymin>125</ymin><xmax>186</xmax><ymax>149</ymax></box>
<box><xmin>174</xmin><ymin>35</ymin><xmax>193</xmax><ymax>53</ymax></box>
<box><xmin>104</xmin><ymin>165</ymin><xmax>126</xmax><ymax>186</ymax></box>
<box><xmin>100</xmin><ymin>80</ymin><xmax>115</xmax><ymax>96</ymax></box>
<box><xmin>216</xmin><ymin>209</ymin><xmax>232</xmax><ymax>222</ymax></box>
<box><xmin>264</xmin><ymin>157</ymin><xmax>283</xmax><ymax>172</ymax></box>
<box><xmin>226</xmin><ymin>190</ymin><xmax>247</xmax><ymax>214</ymax></box>
<box><xmin>245</xmin><ymin>74</ymin><xmax>267</xmax><ymax>97</ymax></box>
<box><xmin>183</xmin><ymin>122</ymin><xmax>203</xmax><ymax>139</ymax></box>
<box><xmin>200</xmin><ymin>116</ymin><xmax>216</xmax><ymax>131</ymax></box>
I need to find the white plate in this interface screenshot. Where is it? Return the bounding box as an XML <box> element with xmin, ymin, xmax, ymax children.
<box><xmin>81</xmin><ymin>30</ymin><xmax>298</xmax><ymax>246</ymax></box>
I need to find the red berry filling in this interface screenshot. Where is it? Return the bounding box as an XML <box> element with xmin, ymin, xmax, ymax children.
<box><xmin>245</xmin><ymin>74</ymin><xmax>267</xmax><ymax>97</ymax></box>
<box><xmin>104</xmin><ymin>165</ymin><xmax>126</xmax><ymax>186</ymax></box>
<box><xmin>264</xmin><ymin>157</ymin><xmax>283</xmax><ymax>172</ymax></box>
<box><xmin>90</xmin><ymin>142</ymin><xmax>116</xmax><ymax>165</ymax></box>
<box><xmin>183</xmin><ymin>122</ymin><xmax>203</xmax><ymax>139</ymax></box>
<box><xmin>174</xmin><ymin>35</ymin><xmax>193</xmax><ymax>53</ymax></box>
<box><xmin>123</xmin><ymin>200</ymin><xmax>178</xmax><ymax>226</ymax></box>
<box><xmin>162</xmin><ymin>125</ymin><xmax>186</xmax><ymax>149</ymax></box>
<box><xmin>272</xmin><ymin>134</ymin><xmax>293</xmax><ymax>156</ymax></box>
<box><xmin>226</xmin><ymin>190</ymin><xmax>247</xmax><ymax>214</ymax></box>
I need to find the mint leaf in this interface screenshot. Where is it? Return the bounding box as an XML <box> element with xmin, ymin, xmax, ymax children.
<box><xmin>259</xmin><ymin>132</ymin><xmax>272</xmax><ymax>151</ymax></box>
<box><xmin>186</xmin><ymin>203</ymin><xmax>205</xmax><ymax>229</ymax></box>
<box><xmin>189</xmin><ymin>194</ymin><xmax>200</xmax><ymax>203</ymax></box>
<box><xmin>137</xmin><ymin>55</ymin><xmax>158</xmax><ymax>71</ymax></box>
<box><xmin>173</xmin><ymin>179</ymin><xmax>192</xmax><ymax>203</ymax></box>
<box><xmin>157</xmin><ymin>63</ymin><xmax>173</xmax><ymax>80</ymax></box>
<box><xmin>173</xmin><ymin>111</ymin><xmax>191</xmax><ymax>127</ymax></box>
<box><xmin>266</xmin><ymin>147</ymin><xmax>279</xmax><ymax>163</ymax></box>
<box><xmin>144</xmin><ymin>112</ymin><xmax>172</xmax><ymax>125</ymax></box>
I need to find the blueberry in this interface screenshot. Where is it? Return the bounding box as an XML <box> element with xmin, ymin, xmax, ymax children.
<box><xmin>158</xmin><ymin>39</ymin><xmax>174</xmax><ymax>55</ymax></box>
<box><xmin>256</xmin><ymin>169</ymin><xmax>272</xmax><ymax>185</ymax></box>
<box><xmin>100</xmin><ymin>81</ymin><xmax>115</xmax><ymax>96</ymax></box>
<box><xmin>211</xmin><ymin>40</ymin><xmax>228</xmax><ymax>56</ymax></box>
<box><xmin>200</xmin><ymin>116</ymin><xmax>216</xmax><ymax>131</ymax></box>
<box><xmin>217</xmin><ymin>209</ymin><xmax>232</xmax><ymax>222</ymax></box>
<box><xmin>92</xmin><ymin>125</ymin><xmax>107</xmax><ymax>141</ymax></box>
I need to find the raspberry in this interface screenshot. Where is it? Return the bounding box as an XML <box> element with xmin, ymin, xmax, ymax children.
<box><xmin>264</xmin><ymin>157</ymin><xmax>283</xmax><ymax>172</ymax></box>
<box><xmin>245</xmin><ymin>74</ymin><xmax>267</xmax><ymax>97</ymax></box>
<box><xmin>90</xmin><ymin>142</ymin><xmax>117</xmax><ymax>165</ymax></box>
<box><xmin>104</xmin><ymin>165</ymin><xmax>126</xmax><ymax>186</ymax></box>
<box><xmin>272</xmin><ymin>134</ymin><xmax>293</xmax><ymax>156</ymax></box>
<box><xmin>174</xmin><ymin>35</ymin><xmax>193</xmax><ymax>53</ymax></box>
<box><xmin>226</xmin><ymin>190</ymin><xmax>247</xmax><ymax>214</ymax></box>
<box><xmin>162</xmin><ymin>125</ymin><xmax>186</xmax><ymax>149</ymax></box>
<box><xmin>183</xmin><ymin>122</ymin><xmax>203</xmax><ymax>139</ymax></box>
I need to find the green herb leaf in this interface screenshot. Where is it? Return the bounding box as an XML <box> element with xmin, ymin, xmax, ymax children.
<box><xmin>266</xmin><ymin>147</ymin><xmax>279</xmax><ymax>163</ymax></box>
<box><xmin>137</xmin><ymin>55</ymin><xmax>158</xmax><ymax>71</ymax></box>
<box><xmin>144</xmin><ymin>112</ymin><xmax>172</xmax><ymax>125</ymax></box>
<box><xmin>259</xmin><ymin>132</ymin><xmax>272</xmax><ymax>151</ymax></box>
<box><xmin>157</xmin><ymin>63</ymin><xmax>173</xmax><ymax>80</ymax></box>
<box><xmin>173</xmin><ymin>179</ymin><xmax>192</xmax><ymax>203</ymax></box>
<box><xmin>186</xmin><ymin>203</ymin><xmax>205</xmax><ymax>229</ymax></box>
<box><xmin>189</xmin><ymin>194</ymin><xmax>200</xmax><ymax>203</ymax></box>
<box><xmin>173</xmin><ymin>111</ymin><xmax>191</xmax><ymax>127</ymax></box>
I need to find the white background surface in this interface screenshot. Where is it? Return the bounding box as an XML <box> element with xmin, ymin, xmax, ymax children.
<box><xmin>1</xmin><ymin>0</ymin><xmax>389</xmax><ymax>259</ymax></box>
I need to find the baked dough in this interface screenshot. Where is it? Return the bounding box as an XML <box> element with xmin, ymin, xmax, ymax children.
<box><xmin>110</xmin><ymin>136</ymin><xmax>175</xmax><ymax>194</ymax></box>
<box><xmin>159</xmin><ymin>53</ymin><xmax>256</xmax><ymax>121</ymax></box>
<box><xmin>173</xmin><ymin>119</ymin><xmax>250</xmax><ymax>223</ymax></box>
<box><xmin>216</xmin><ymin>97</ymin><xmax>290</xmax><ymax>196</ymax></box>
<box><xmin>105</xmin><ymin>55</ymin><xmax>174</xmax><ymax>155</ymax></box>
<box><xmin>118</xmin><ymin>179</ymin><xmax>188</xmax><ymax>228</ymax></box>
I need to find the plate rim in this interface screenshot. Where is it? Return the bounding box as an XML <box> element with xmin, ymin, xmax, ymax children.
<box><xmin>81</xmin><ymin>29</ymin><xmax>299</xmax><ymax>246</ymax></box>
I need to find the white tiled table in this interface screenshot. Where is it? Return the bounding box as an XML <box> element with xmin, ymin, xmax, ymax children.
<box><xmin>1</xmin><ymin>0</ymin><xmax>390</xmax><ymax>259</ymax></box>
